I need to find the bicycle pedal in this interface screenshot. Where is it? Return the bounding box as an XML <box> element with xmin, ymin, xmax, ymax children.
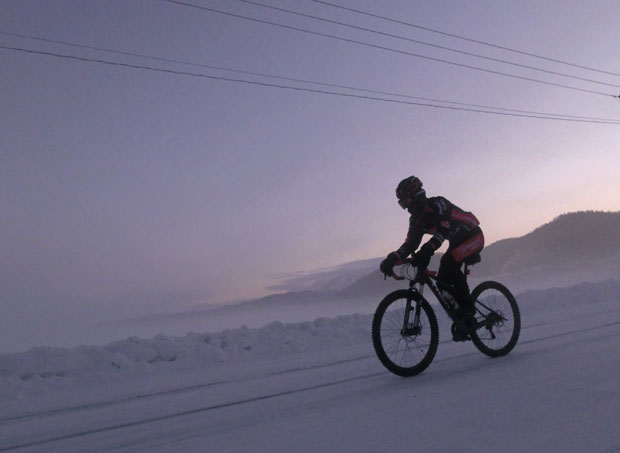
<box><xmin>451</xmin><ymin>322</ymin><xmax>471</xmax><ymax>342</ymax></box>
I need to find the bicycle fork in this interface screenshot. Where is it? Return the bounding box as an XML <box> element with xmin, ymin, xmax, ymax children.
<box><xmin>401</xmin><ymin>292</ymin><xmax>422</xmax><ymax>337</ymax></box>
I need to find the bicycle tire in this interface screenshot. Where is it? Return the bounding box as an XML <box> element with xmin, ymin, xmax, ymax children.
<box><xmin>470</xmin><ymin>281</ymin><xmax>521</xmax><ymax>357</ymax></box>
<box><xmin>372</xmin><ymin>289</ymin><xmax>439</xmax><ymax>377</ymax></box>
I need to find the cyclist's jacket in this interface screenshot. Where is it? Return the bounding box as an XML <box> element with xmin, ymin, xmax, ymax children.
<box><xmin>395</xmin><ymin>196</ymin><xmax>483</xmax><ymax>259</ymax></box>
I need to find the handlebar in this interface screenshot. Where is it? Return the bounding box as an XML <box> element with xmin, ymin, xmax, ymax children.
<box><xmin>386</xmin><ymin>262</ymin><xmax>431</xmax><ymax>282</ymax></box>
<box><xmin>391</xmin><ymin>262</ymin><xmax>417</xmax><ymax>281</ymax></box>
<box><xmin>382</xmin><ymin>258</ymin><xmax>440</xmax><ymax>282</ymax></box>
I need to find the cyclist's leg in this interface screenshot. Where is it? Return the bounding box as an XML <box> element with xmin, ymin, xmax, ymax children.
<box><xmin>439</xmin><ymin>253</ymin><xmax>476</xmax><ymax>341</ymax></box>
<box><xmin>440</xmin><ymin>232</ymin><xmax>485</xmax><ymax>314</ymax></box>
<box><xmin>451</xmin><ymin>232</ymin><xmax>485</xmax><ymax>263</ymax></box>
<box><xmin>438</xmin><ymin>253</ymin><xmax>471</xmax><ymax>311</ymax></box>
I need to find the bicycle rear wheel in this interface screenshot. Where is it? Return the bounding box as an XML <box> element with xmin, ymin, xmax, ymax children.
<box><xmin>470</xmin><ymin>281</ymin><xmax>520</xmax><ymax>357</ymax></box>
<box><xmin>372</xmin><ymin>290</ymin><xmax>439</xmax><ymax>377</ymax></box>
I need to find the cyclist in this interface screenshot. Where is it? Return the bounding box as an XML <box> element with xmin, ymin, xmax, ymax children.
<box><xmin>380</xmin><ymin>175</ymin><xmax>484</xmax><ymax>323</ymax></box>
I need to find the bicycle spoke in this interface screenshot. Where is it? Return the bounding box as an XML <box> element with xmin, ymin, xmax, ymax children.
<box><xmin>372</xmin><ymin>289</ymin><xmax>440</xmax><ymax>376</ymax></box>
<box><xmin>470</xmin><ymin>282</ymin><xmax>520</xmax><ymax>357</ymax></box>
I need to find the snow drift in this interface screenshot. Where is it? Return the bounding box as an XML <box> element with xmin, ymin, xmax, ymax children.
<box><xmin>1</xmin><ymin>279</ymin><xmax>619</xmax><ymax>402</ymax></box>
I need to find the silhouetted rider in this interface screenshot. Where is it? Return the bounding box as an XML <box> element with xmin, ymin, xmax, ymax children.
<box><xmin>380</xmin><ymin>176</ymin><xmax>484</xmax><ymax>318</ymax></box>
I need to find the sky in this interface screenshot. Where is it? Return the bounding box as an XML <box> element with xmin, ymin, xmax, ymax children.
<box><xmin>2</xmin><ymin>0</ymin><xmax>620</xmax><ymax>342</ymax></box>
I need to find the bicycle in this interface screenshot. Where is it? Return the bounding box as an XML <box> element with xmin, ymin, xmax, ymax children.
<box><xmin>372</xmin><ymin>253</ymin><xmax>521</xmax><ymax>377</ymax></box>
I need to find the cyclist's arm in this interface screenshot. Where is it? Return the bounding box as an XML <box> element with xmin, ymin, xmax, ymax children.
<box><xmin>394</xmin><ymin>220</ymin><xmax>423</xmax><ymax>260</ymax></box>
<box><xmin>421</xmin><ymin>226</ymin><xmax>449</xmax><ymax>254</ymax></box>
<box><xmin>420</xmin><ymin>198</ymin><xmax>452</xmax><ymax>254</ymax></box>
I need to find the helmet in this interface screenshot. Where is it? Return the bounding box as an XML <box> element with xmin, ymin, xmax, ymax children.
<box><xmin>395</xmin><ymin>176</ymin><xmax>426</xmax><ymax>210</ymax></box>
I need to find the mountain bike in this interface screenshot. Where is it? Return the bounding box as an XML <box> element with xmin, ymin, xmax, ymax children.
<box><xmin>372</xmin><ymin>254</ymin><xmax>520</xmax><ymax>377</ymax></box>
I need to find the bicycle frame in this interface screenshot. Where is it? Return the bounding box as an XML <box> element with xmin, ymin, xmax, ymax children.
<box><xmin>396</xmin><ymin>262</ymin><xmax>508</xmax><ymax>335</ymax></box>
<box><xmin>396</xmin><ymin>263</ymin><xmax>465</xmax><ymax>321</ymax></box>
<box><xmin>373</xmin><ymin>260</ymin><xmax>520</xmax><ymax>376</ymax></box>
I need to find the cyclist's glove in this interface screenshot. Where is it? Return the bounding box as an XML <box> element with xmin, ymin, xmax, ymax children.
<box><xmin>380</xmin><ymin>252</ymin><xmax>402</xmax><ymax>276</ymax></box>
<box><xmin>412</xmin><ymin>245</ymin><xmax>433</xmax><ymax>270</ymax></box>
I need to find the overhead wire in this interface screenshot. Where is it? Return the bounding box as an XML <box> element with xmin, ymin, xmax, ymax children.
<box><xmin>1</xmin><ymin>31</ymin><xmax>618</xmax><ymax>123</ymax></box>
<box><xmin>2</xmin><ymin>44</ymin><xmax>619</xmax><ymax>125</ymax></box>
<box><xmin>160</xmin><ymin>0</ymin><xmax>618</xmax><ymax>99</ymax></box>
<box><xmin>312</xmin><ymin>0</ymin><xmax>620</xmax><ymax>79</ymax></box>
<box><xmin>236</xmin><ymin>0</ymin><xmax>620</xmax><ymax>91</ymax></box>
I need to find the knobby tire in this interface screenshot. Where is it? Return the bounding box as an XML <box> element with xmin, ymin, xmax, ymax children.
<box><xmin>372</xmin><ymin>289</ymin><xmax>439</xmax><ymax>377</ymax></box>
<box><xmin>470</xmin><ymin>281</ymin><xmax>521</xmax><ymax>357</ymax></box>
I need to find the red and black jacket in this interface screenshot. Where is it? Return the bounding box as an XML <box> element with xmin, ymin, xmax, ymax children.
<box><xmin>395</xmin><ymin>196</ymin><xmax>482</xmax><ymax>259</ymax></box>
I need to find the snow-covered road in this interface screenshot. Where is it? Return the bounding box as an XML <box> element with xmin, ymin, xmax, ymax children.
<box><xmin>1</xmin><ymin>296</ymin><xmax>620</xmax><ymax>452</ymax></box>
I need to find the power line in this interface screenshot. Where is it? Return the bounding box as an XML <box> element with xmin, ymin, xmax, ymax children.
<box><xmin>2</xmin><ymin>44</ymin><xmax>619</xmax><ymax>124</ymax></box>
<box><xmin>159</xmin><ymin>0</ymin><xmax>617</xmax><ymax>98</ymax></box>
<box><xmin>2</xmin><ymin>30</ymin><xmax>618</xmax><ymax>123</ymax></box>
<box><xmin>312</xmin><ymin>0</ymin><xmax>620</xmax><ymax>79</ymax></box>
<box><xmin>236</xmin><ymin>0</ymin><xmax>620</xmax><ymax>90</ymax></box>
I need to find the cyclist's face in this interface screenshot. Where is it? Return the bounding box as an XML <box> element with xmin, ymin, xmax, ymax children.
<box><xmin>398</xmin><ymin>197</ymin><xmax>411</xmax><ymax>209</ymax></box>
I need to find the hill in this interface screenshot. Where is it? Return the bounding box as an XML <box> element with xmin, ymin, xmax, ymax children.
<box><xmin>473</xmin><ymin>211</ymin><xmax>620</xmax><ymax>273</ymax></box>
<box><xmin>340</xmin><ymin>211</ymin><xmax>620</xmax><ymax>296</ymax></box>
<box><xmin>97</xmin><ymin>211</ymin><xmax>619</xmax><ymax>347</ymax></box>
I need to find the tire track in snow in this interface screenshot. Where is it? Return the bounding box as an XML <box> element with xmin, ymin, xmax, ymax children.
<box><xmin>0</xmin><ymin>379</ymin><xmax>228</xmax><ymax>423</ymax></box>
<box><xmin>2</xmin><ymin>319</ymin><xmax>619</xmax><ymax>451</ymax></box>
<box><xmin>0</xmin><ymin>371</ymin><xmax>386</xmax><ymax>452</ymax></box>
<box><xmin>2</xmin><ymin>307</ymin><xmax>611</xmax><ymax>423</ymax></box>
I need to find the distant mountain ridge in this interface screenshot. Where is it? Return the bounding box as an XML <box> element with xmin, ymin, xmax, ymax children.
<box><xmin>114</xmin><ymin>212</ymin><xmax>620</xmax><ymax>341</ymax></box>
<box><xmin>472</xmin><ymin>211</ymin><xmax>620</xmax><ymax>275</ymax></box>
<box><xmin>340</xmin><ymin>210</ymin><xmax>620</xmax><ymax>296</ymax></box>
<box><xmin>268</xmin><ymin>258</ymin><xmax>382</xmax><ymax>293</ymax></box>
<box><xmin>184</xmin><ymin>211</ymin><xmax>620</xmax><ymax>313</ymax></box>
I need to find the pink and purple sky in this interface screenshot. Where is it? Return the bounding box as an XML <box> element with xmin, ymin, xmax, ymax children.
<box><xmin>2</xmin><ymin>0</ymin><xmax>619</xmax><ymax>343</ymax></box>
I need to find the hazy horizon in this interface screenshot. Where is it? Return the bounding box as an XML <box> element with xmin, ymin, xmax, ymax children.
<box><xmin>2</xmin><ymin>1</ymin><xmax>619</xmax><ymax>350</ymax></box>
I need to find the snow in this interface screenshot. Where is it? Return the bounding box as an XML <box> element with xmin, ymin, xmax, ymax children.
<box><xmin>0</xmin><ymin>314</ymin><xmax>372</xmax><ymax>401</ymax></box>
<box><xmin>1</xmin><ymin>280</ymin><xmax>620</xmax><ymax>451</ymax></box>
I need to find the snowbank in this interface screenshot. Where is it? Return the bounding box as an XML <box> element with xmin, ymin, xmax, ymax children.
<box><xmin>1</xmin><ymin>279</ymin><xmax>618</xmax><ymax>403</ymax></box>
<box><xmin>514</xmin><ymin>279</ymin><xmax>620</xmax><ymax>312</ymax></box>
<box><xmin>0</xmin><ymin>315</ymin><xmax>371</xmax><ymax>394</ymax></box>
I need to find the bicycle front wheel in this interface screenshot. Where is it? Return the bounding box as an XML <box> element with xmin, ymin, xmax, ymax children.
<box><xmin>372</xmin><ymin>290</ymin><xmax>439</xmax><ymax>377</ymax></box>
<box><xmin>470</xmin><ymin>281</ymin><xmax>521</xmax><ymax>357</ymax></box>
